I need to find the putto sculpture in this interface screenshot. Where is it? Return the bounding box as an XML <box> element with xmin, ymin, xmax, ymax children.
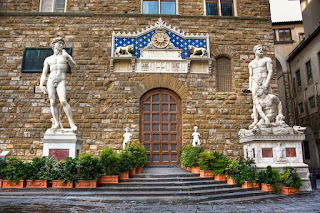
<box><xmin>39</xmin><ymin>37</ymin><xmax>78</xmax><ymax>131</ymax></box>
<box><xmin>123</xmin><ymin>127</ymin><xmax>132</xmax><ymax>149</ymax></box>
<box><xmin>192</xmin><ymin>126</ymin><xmax>201</xmax><ymax>147</ymax></box>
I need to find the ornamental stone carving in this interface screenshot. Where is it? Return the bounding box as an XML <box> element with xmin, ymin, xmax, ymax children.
<box><xmin>115</xmin><ymin>44</ymin><xmax>134</xmax><ymax>57</ymax></box>
<box><xmin>151</xmin><ymin>31</ymin><xmax>170</xmax><ymax>49</ymax></box>
<box><xmin>188</xmin><ymin>45</ymin><xmax>207</xmax><ymax>58</ymax></box>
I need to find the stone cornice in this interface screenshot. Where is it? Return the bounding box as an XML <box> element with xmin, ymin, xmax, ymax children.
<box><xmin>239</xmin><ymin>134</ymin><xmax>305</xmax><ymax>143</ymax></box>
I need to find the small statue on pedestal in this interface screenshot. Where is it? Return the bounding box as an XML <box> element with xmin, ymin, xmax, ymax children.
<box><xmin>275</xmin><ymin>142</ymin><xmax>286</xmax><ymax>163</ymax></box>
<box><xmin>192</xmin><ymin>126</ymin><xmax>201</xmax><ymax>147</ymax></box>
<box><xmin>123</xmin><ymin>127</ymin><xmax>132</xmax><ymax>149</ymax></box>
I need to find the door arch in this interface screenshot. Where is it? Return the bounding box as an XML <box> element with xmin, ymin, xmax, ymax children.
<box><xmin>140</xmin><ymin>88</ymin><xmax>182</xmax><ymax>165</ymax></box>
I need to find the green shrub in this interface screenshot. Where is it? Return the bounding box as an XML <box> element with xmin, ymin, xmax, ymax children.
<box><xmin>225</xmin><ymin>160</ymin><xmax>241</xmax><ymax>179</ymax></box>
<box><xmin>125</xmin><ymin>142</ymin><xmax>147</xmax><ymax>168</ymax></box>
<box><xmin>280</xmin><ymin>167</ymin><xmax>302</xmax><ymax>188</ymax></box>
<box><xmin>257</xmin><ymin>165</ymin><xmax>280</xmax><ymax>185</ymax></box>
<box><xmin>27</xmin><ymin>156</ymin><xmax>56</xmax><ymax>181</ymax></box>
<box><xmin>100</xmin><ymin>148</ymin><xmax>120</xmax><ymax>175</ymax></box>
<box><xmin>180</xmin><ymin>145</ymin><xmax>202</xmax><ymax>168</ymax></box>
<box><xmin>52</xmin><ymin>157</ymin><xmax>79</xmax><ymax>183</ymax></box>
<box><xmin>119</xmin><ymin>150</ymin><xmax>132</xmax><ymax>173</ymax></box>
<box><xmin>211</xmin><ymin>152</ymin><xmax>231</xmax><ymax>176</ymax></box>
<box><xmin>77</xmin><ymin>153</ymin><xmax>104</xmax><ymax>180</ymax></box>
<box><xmin>0</xmin><ymin>157</ymin><xmax>7</xmax><ymax>179</ymax></box>
<box><xmin>233</xmin><ymin>158</ymin><xmax>257</xmax><ymax>186</ymax></box>
<box><xmin>1</xmin><ymin>157</ymin><xmax>28</xmax><ymax>184</ymax></box>
<box><xmin>198</xmin><ymin>152</ymin><xmax>214</xmax><ymax>170</ymax></box>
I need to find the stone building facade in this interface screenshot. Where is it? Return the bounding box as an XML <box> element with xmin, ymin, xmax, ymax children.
<box><xmin>0</xmin><ymin>0</ymin><xmax>275</xmax><ymax>164</ymax></box>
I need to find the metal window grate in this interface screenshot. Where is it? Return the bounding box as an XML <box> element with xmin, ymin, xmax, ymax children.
<box><xmin>216</xmin><ymin>57</ymin><xmax>232</xmax><ymax>92</ymax></box>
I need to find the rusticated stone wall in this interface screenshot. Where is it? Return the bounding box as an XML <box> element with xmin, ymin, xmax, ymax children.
<box><xmin>0</xmin><ymin>0</ymin><xmax>271</xmax><ymax>18</ymax></box>
<box><xmin>0</xmin><ymin>2</ymin><xmax>274</xmax><ymax>161</ymax></box>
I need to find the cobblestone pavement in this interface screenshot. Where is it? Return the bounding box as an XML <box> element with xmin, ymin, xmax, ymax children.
<box><xmin>0</xmin><ymin>180</ymin><xmax>319</xmax><ymax>213</ymax></box>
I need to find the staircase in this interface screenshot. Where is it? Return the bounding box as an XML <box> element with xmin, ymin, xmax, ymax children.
<box><xmin>0</xmin><ymin>166</ymin><xmax>279</xmax><ymax>204</ymax></box>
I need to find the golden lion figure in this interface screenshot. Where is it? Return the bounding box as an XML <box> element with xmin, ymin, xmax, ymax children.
<box><xmin>115</xmin><ymin>44</ymin><xmax>134</xmax><ymax>56</ymax></box>
<box><xmin>188</xmin><ymin>45</ymin><xmax>207</xmax><ymax>57</ymax></box>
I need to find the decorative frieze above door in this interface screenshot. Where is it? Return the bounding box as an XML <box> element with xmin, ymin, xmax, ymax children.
<box><xmin>110</xmin><ymin>18</ymin><xmax>213</xmax><ymax>73</ymax></box>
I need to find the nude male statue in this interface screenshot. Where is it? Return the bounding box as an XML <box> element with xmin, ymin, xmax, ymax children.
<box><xmin>253</xmin><ymin>86</ymin><xmax>285</xmax><ymax>129</ymax></box>
<box><xmin>192</xmin><ymin>126</ymin><xmax>201</xmax><ymax>147</ymax></box>
<box><xmin>248</xmin><ymin>44</ymin><xmax>273</xmax><ymax>129</ymax></box>
<box><xmin>123</xmin><ymin>127</ymin><xmax>132</xmax><ymax>149</ymax></box>
<box><xmin>39</xmin><ymin>37</ymin><xmax>78</xmax><ymax>131</ymax></box>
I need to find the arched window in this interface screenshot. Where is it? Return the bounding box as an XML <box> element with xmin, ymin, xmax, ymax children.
<box><xmin>216</xmin><ymin>56</ymin><xmax>232</xmax><ymax>92</ymax></box>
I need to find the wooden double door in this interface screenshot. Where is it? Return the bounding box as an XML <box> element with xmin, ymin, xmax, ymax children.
<box><xmin>140</xmin><ymin>88</ymin><xmax>181</xmax><ymax>165</ymax></box>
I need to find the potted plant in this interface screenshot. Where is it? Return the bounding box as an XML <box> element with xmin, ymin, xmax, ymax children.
<box><xmin>52</xmin><ymin>157</ymin><xmax>78</xmax><ymax>188</ymax></box>
<box><xmin>212</xmin><ymin>152</ymin><xmax>230</xmax><ymax>181</ymax></box>
<box><xmin>198</xmin><ymin>152</ymin><xmax>214</xmax><ymax>178</ymax></box>
<box><xmin>233</xmin><ymin>158</ymin><xmax>259</xmax><ymax>188</ymax></box>
<box><xmin>26</xmin><ymin>156</ymin><xmax>56</xmax><ymax>188</ymax></box>
<box><xmin>1</xmin><ymin>157</ymin><xmax>28</xmax><ymax>188</ymax></box>
<box><xmin>257</xmin><ymin>165</ymin><xmax>280</xmax><ymax>192</ymax></box>
<box><xmin>125</xmin><ymin>142</ymin><xmax>147</xmax><ymax>174</ymax></box>
<box><xmin>75</xmin><ymin>153</ymin><xmax>104</xmax><ymax>188</ymax></box>
<box><xmin>0</xmin><ymin>157</ymin><xmax>7</xmax><ymax>188</ymax></box>
<box><xmin>180</xmin><ymin>145</ymin><xmax>202</xmax><ymax>173</ymax></box>
<box><xmin>279</xmin><ymin>167</ymin><xmax>302</xmax><ymax>194</ymax></box>
<box><xmin>119</xmin><ymin>150</ymin><xmax>132</xmax><ymax>180</ymax></box>
<box><xmin>225</xmin><ymin>160</ymin><xmax>240</xmax><ymax>185</ymax></box>
<box><xmin>99</xmin><ymin>148</ymin><xmax>120</xmax><ymax>184</ymax></box>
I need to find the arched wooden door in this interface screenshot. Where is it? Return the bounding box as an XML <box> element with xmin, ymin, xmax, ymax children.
<box><xmin>140</xmin><ymin>88</ymin><xmax>181</xmax><ymax>165</ymax></box>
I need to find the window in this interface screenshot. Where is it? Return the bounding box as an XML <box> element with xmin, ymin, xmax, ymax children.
<box><xmin>216</xmin><ymin>56</ymin><xmax>232</xmax><ymax>92</ymax></box>
<box><xmin>206</xmin><ymin>0</ymin><xmax>234</xmax><ymax>16</ymax></box>
<box><xmin>309</xmin><ymin>96</ymin><xmax>316</xmax><ymax>109</ymax></box>
<box><xmin>306</xmin><ymin>61</ymin><xmax>313</xmax><ymax>81</ymax></box>
<box><xmin>40</xmin><ymin>0</ymin><xmax>66</xmax><ymax>12</ymax></box>
<box><xmin>299</xmin><ymin>33</ymin><xmax>305</xmax><ymax>42</ymax></box>
<box><xmin>298</xmin><ymin>102</ymin><xmax>304</xmax><ymax>114</ymax></box>
<box><xmin>273</xmin><ymin>29</ymin><xmax>277</xmax><ymax>42</ymax></box>
<box><xmin>295</xmin><ymin>70</ymin><xmax>301</xmax><ymax>87</ymax></box>
<box><xmin>143</xmin><ymin>0</ymin><xmax>176</xmax><ymax>15</ymax></box>
<box><xmin>278</xmin><ymin>29</ymin><xmax>292</xmax><ymax>41</ymax></box>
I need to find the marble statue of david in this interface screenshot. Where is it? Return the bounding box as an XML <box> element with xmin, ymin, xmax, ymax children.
<box><xmin>39</xmin><ymin>37</ymin><xmax>78</xmax><ymax>131</ymax></box>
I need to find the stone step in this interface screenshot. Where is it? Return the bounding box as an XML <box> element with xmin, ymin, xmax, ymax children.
<box><xmin>97</xmin><ymin>183</ymin><xmax>234</xmax><ymax>191</ymax></box>
<box><xmin>121</xmin><ymin>176</ymin><xmax>213</xmax><ymax>182</ymax></box>
<box><xmin>200</xmin><ymin>194</ymin><xmax>280</xmax><ymax>204</ymax></box>
<box><xmin>132</xmin><ymin>173</ymin><xmax>200</xmax><ymax>178</ymax></box>
<box><xmin>102</xmin><ymin>179</ymin><xmax>222</xmax><ymax>187</ymax></box>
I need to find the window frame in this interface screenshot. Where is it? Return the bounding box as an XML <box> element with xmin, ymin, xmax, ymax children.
<box><xmin>308</xmin><ymin>96</ymin><xmax>316</xmax><ymax>109</ymax></box>
<box><xmin>142</xmin><ymin>0</ymin><xmax>178</xmax><ymax>15</ymax></box>
<box><xmin>204</xmin><ymin>0</ymin><xmax>236</xmax><ymax>16</ymax></box>
<box><xmin>306</xmin><ymin>60</ymin><xmax>313</xmax><ymax>82</ymax></box>
<box><xmin>216</xmin><ymin>56</ymin><xmax>233</xmax><ymax>92</ymax></box>
<box><xmin>278</xmin><ymin>28</ymin><xmax>292</xmax><ymax>41</ymax></box>
<box><xmin>39</xmin><ymin>0</ymin><xmax>67</xmax><ymax>12</ymax></box>
<box><xmin>298</xmin><ymin>102</ymin><xmax>304</xmax><ymax>114</ymax></box>
<box><xmin>295</xmin><ymin>69</ymin><xmax>301</xmax><ymax>87</ymax></box>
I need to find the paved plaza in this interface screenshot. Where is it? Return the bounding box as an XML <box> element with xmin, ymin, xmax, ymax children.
<box><xmin>0</xmin><ymin>180</ymin><xmax>319</xmax><ymax>213</ymax></box>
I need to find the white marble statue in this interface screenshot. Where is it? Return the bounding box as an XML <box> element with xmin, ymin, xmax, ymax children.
<box><xmin>115</xmin><ymin>45</ymin><xmax>134</xmax><ymax>57</ymax></box>
<box><xmin>123</xmin><ymin>127</ymin><xmax>132</xmax><ymax>149</ymax></box>
<box><xmin>189</xmin><ymin>45</ymin><xmax>207</xmax><ymax>57</ymax></box>
<box><xmin>275</xmin><ymin>142</ymin><xmax>286</xmax><ymax>163</ymax></box>
<box><xmin>253</xmin><ymin>86</ymin><xmax>286</xmax><ymax>129</ymax></box>
<box><xmin>247</xmin><ymin>143</ymin><xmax>253</xmax><ymax>159</ymax></box>
<box><xmin>248</xmin><ymin>44</ymin><xmax>273</xmax><ymax>129</ymax></box>
<box><xmin>39</xmin><ymin>37</ymin><xmax>78</xmax><ymax>131</ymax></box>
<box><xmin>192</xmin><ymin>126</ymin><xmax>201</xmax><ymax>147</ymax></box>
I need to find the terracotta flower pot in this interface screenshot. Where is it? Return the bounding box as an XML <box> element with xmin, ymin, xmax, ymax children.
<box><xmin>0</xmin><ymin>179</ymin><xmax>2</xmax><ymax>188</ymax></box>
<box><xmin>281</xmin><ymin>186</ymin><xmax>300</xmax><ymax>195</ymax></box>
<box><xmin>227</xmin><ymin>177</ymin><xmax>236</xmax><ymax>185</ymax></box>
<box><xmin>186</xmin><ymin>167</ymin><xmax>192</xmax><ymax>171</ymax></box>
<box><xmin>136</xmin><ymin>167</ymin><xmax>143</xmax><ymax>174</ymax></box>
<box><xmin>52</xmin><ymin>180</ymin><xmax>73</xmax><ymax>188</ymax></box>
<box><xmin>200</xmin><ymin>170</ymin><xmax>213</xmax><ymax>178</ymax></box>
<box><xmin>214</xmin><ymin>174</ymin><xmax>227</xmax><ymax>181</ymax></box>
<box><xmin>242</xmin><ymin>181</ymin><xmax>260</xmax><ymax>189</ymax></box>
<box><xmin>98</xmin><ymin>175</ymin><xmax>119</xmax><ymax>184</ymax></box>
<box><xmin>191</xmin><ymin>167</ymin><xmax>201</xmax><ymax>174</ymax></box>
<box><xmin>75</xmin><ymin>180</ymin><xmax>98</xmax><ymax>188</ymax></box>
<box><xmin>119</xmin><ymin>172</ymin><xmax>129</xmax><ymax>180</ymax></box>
<box><xmin>180</xmin><ymin>164</ymin><xmax>185</xmax><ymax>169</ymax></box>
<box><xmin>130</xmin><ymin>168</ymin><xmax>136</xmax><ymax>176</ymax></box>
<box><xmin>261</xmin><ymin>183</ymin><xmax>273</xmax><ymax>192</ymax></box>
<box><xmin>2</xmin><ymin>180</ymin><xmax>25</xmax><ymax>188</ymax></box>
<box><xmin>26</xmin><ymin>180</ymin><xmax>49</xmax><ymax>188</ymax></box>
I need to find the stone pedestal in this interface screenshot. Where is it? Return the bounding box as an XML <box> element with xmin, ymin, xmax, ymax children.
<box><xmin>42</xmin><ymin>129</ymin><xmax>82</xmax><ymax>161</ymax></box>
<box><xmin>239</xmin><ymin>132</ymin><xmax>312</xmax><ymax>192</ymax></box>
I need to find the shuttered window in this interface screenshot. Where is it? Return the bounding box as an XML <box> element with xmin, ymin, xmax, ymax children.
<box><xmin>216</xmin><ymin>56</ymin><xmax>232</xmax><ymax>92</ymax></box>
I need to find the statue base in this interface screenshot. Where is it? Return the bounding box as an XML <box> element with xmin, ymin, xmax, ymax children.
<box><xmin>239</xmin><ymin>130</ymin><xmax>312</xmax><ymax>192</ymax></box>
<box><xmin>42</xmin><ymin>129</ymin><xmax>82</xmax><ymax>161</ymax></box>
